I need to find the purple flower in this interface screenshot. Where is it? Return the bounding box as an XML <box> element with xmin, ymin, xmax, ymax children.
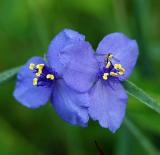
<box><xmin>63</xmin><ymin>31</ymin><xmax>139</xmax><ymax>132</ymax></box>
<box><xmin>13</xmin><ymin>29</ymin><xmax>98</xmax><ymax>127</ymax></box>
<box><xmin>90</xmin><ymin>33</ymin><xmax>138</xmax><ymax>132</ymax></box>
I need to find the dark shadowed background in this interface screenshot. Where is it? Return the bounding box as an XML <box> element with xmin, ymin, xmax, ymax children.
<box><xmin>0</xmin><ymin>0</ymin><xmax>160</xmax><ymax>154</ymax></box>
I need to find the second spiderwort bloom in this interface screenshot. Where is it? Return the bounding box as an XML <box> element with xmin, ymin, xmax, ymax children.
<box><xmin>89</xmin><ymin>33</ymin><xmax>138</xmax><ymax>132</ymax></box>
<box><xmin>13</xmin><ymin>29</ymin><xmax>98</xmax><ymax>127</ymax></box>
<box><xmin>62</xmin><ymin>31</ymin><xmax>139</xmax><ymax>132</ymax></box>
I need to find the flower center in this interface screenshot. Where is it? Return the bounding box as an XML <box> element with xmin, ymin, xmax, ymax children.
<box><xmin>100</xmin><ymin>53</ymin><xmax>125</xmax><ymax>81</ymax></box>
<box><xmin>29</xmin><ymin>63</ymin><xmax>57</xmax><ymax>87</ymax></box>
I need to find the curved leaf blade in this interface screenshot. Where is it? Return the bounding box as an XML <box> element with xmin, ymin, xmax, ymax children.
<box><xmin>0</xmin><ymin>67</ymin><xmax>20</xmax><ymax>84</ymax></box>
<box><xmin>123</xmin><ymin>80</ymin><xmax>160</xmax><ymax>114</ymax></box>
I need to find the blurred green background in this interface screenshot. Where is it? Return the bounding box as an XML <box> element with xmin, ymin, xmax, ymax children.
<box><xmin>0</xmin><ymin>0</ymin><xmax>160</xmax><ymax>154</ymax></box>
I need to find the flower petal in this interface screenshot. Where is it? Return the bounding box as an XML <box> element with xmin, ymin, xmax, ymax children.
<box><xmin>13</xmin><ymin>57</ymin><xmax>52</xmax><ymax>108</ymax></box>
<box><xmin>62</xmin><ymin>41</ymin><xmax>98</xmax><ymax>92</ymax></box>
<box><xmin>47</xmin><ymin>29</ymin><xmax>85</xmax><ymax>75</ymax></box>
<box><xmin>89</xmin><ymin>80</ymin><xmax>128</xmax><ymax>133</ymax></box>
<box><xmin>51</xmin><ymin>79</ymin><xmax>89</xmax><ymax>127</ymax></box>
<box><xmin>96</xmin><ymin>33</ymin><xmax>139</xmax><ymax>80</ymax></box>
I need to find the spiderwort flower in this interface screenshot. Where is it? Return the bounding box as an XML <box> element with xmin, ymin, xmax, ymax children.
<box><xmin>13</xmin><ymin>29</ymin><xmax>98</xmax><ymax>127</ymax></box>
<box><xmin>63</xmin><ymin>31</ymin><xmax>139</xmax><ymax>132</ymax></box>
<box><xmin>89</xmin><ymin>33</ymin><xmax>138</xmax><ymax>133</ymax></box>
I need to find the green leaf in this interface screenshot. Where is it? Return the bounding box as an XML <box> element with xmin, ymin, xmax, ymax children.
<box><xmin>124</xmin><ymin>118</ymin><xmax>159</xmax><ymax>155</ymax></box>
<box><xmin>0</xmin><ymin>66</ymin><xmax>20</xmax><ymax>84</ymax></box>
<box><xmin>123</xmin><ymin>80</ymin><xmax>160</xmax><ymax>114</ymax></box>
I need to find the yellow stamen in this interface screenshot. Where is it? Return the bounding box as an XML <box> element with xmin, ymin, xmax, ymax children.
<box><xmin>114</xmin><ymin>64</ymin><xmax>122</xmax><ymax>69</ymax></box>
<box><xmin>119</xmin><ymin>71</ymin><xmax>124</xmax><ymax>75</ymax></box>
<box><xmin>119</xmin><ymin>68</ymin><xmax>125</xmax><ymax>75</ymax></box>
<box><xmin>46</xmin><ymin>74</ymin><xmax>55</xmax><ymax>80</ymax></box>
<box><xmin>110</xmin><ymin>72</ymin><xmax>118</xmax><ymax>76</ymax></box>
<box><xmin>36</xmin><ymin>64</ymin><xmax>44</xmax><ymax>77</ymax></box>
<box><xmin>106</xmin><ymin>61</ymin><xmax>111</xmax><ymax>69</ymax></box>
<box><xmin>36</xmin><ymin>64</ymin><xmax>44</xmax><ymax>69</ymax></box>
<box><xmin>102</xmin><ymin>73</ymin><xmax>109</xmax><ymax>80</ymax></box>
<box><xmin>108</xmin><ymin>54</ymin><xmax>113</xmax><ymax>59</ymax></box>
<box><xmin>114</xmin><ymin>64</ymin><xmax>125</xmax><ymax>75</ymax></box>
<box><xmin>33</xmin><ymin>78</ymin><xmax>38</xmax><ymax>86</ymax></box>
<box><xmin>36</xmin><ymin>72</ymin><xmax>41</xmax><ymax>77</ymax></box>
<box><xmin>120</xmin><ymin>68</ymin><xmax>125</xmax><ymax>72</ymax></box>
<box><xmin>29</xmin><ymin>63</ymin><xmax>35</xmax><ymax>70</ymax></box>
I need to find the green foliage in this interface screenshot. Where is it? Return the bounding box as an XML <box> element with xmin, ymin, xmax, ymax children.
<box><xmin>0</xmin><ymin>67</ymin><xmax>20</xmax><ymax>84</ymax></box>
<box><xmin>123</xmin><ymin>80</ymin><xmax>160</xmax><ymax>114</ymax></box>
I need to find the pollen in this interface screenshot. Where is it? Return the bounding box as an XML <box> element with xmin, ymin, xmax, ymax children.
<box><xmin>36</xmin><ymin>72</ymin><xmax>41</xmax><ymax>77</ymax></box>
<box><xmin>119</xmin><ymin>68</ymin><xmax>125</xmax><ymax>75</ymax></box>
<box><xmin>106</xmin><ymin>61</ymin><xmax>111</xmax><ymax>69</ymax></box>
<box><xmin>101</xmin><ymin>54</ymin><xmax>126</xmax><ymax>80</ymax></box>
<box><xmin>29</xmin><ymin>63</ymin><xmax>35</xmax><ymax>70</ymax></box>
<box><xmin>36</xmin><ymin>64</ymin><xmax>44</xmax><ymax>69</ymax></box>
<box><xmin>36</xmin><ymin>64</ymin><xmax>44</xmax><ymax>77</ymax></box>
<box><xmin>46</xmin><ymin>74</ymin><xmax>55</xmax><ymax>80</ymax></box>
<box><xmin>114</xmin><ymin>64</ymin><xmax>125</xmax><ymax>75</ymax></box>
<box><xmin>120</xmin><ymin>68</ymin><xmax>125</xmax><ymax>72</ymax></box>
<box><xmin>110</xmin><ymin>72</ymin><xmax>118</xmax><ymax>76</ymax></box>
<box><xmin>103</xmin><ymin>73</ymin><xmax>109</xmax><ymax>80</ymax></box>
<box><xmin>33</xmin><ymin>78</ymin><xmax>38</xmax><ymax>86</ymax></box>
<box><xmin>108</xmin><ymin>54</ymin><xmax>113</xmax><ymax>59</ymax></box>
<box><xmin>114</xmin><ymin>64</ymin><xmax>122</xmax><ymax>69</ymax></box>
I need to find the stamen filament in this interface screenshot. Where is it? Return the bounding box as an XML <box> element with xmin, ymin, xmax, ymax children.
<box><xmin>29</xmin><ymin>63</ymin><xmax>55</xmax><ymax>87</ymax></box>
<box><xmin>101</xmin><ymin>53</ymin><xmax>126</xmax><ymax>81</ymax></box>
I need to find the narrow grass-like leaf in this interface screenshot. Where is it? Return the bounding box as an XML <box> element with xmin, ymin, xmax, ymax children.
<box><xmin>124</xmin><ymin>118</ymin><xmax>159</xmax><ymax>155</ymax></box>
<box><xmin>0</xmin><ymin>67</ymin><xmax>20</xmax><ymax>84</ymax></box>
<box><xmin>123</xmin><ymin>80</ymin><xmax>160</xmax><ymax>114</ymax></box>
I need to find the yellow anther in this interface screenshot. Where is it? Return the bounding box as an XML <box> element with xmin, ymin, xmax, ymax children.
<box><xmin>120</xmin><ymin>68</ymin><xmax>125</xmax><ymax>72</ymax></box>
<box><xmin>104</xmin><ymin>54</ymin><xmax>113</xmax><ymax>62</ymax></box>
<box><xmin>29</xmin><ymin>63</ymin><xmax>35</xmax><ymax>70</ymax></box>
<box><xmin>36</xmin><ymin>64</ymin><xmax>44</xmax><ymax>69</ymax></box>
<box><xmin>36</xmin><ymin>64</ymin><xmax>44</xmax><ymax>77</ymax></box>
<box><xmin>114</xmin><ymin>63</ymin><xmax>125</xmax><ymax>75</ymax></box>
<box><xmin>114</xmin><ymin>64</ymin><xmax>122</xmax><ymax>69</ymax></box>
<box><xmin>33</xmin><ymin>78</ymin><xmax>38</xmax><ymax>86</ymax></box>
<box><xmin>119</xmin><ymin>68</ymin><xmax>125</xmax><ymax>75</ymax></box>
<box><xmin>108</xmin><ymin>54</ymin><xmax>113</xmax><ymax>59</ymax></box>
<box><xmin>36</xmin><ymin>72</ymin><xmax>41</xmax><ymax>77</ymax></box>
<box><xmin>46</xmin><ymin>74</ymin><xmax>55</xmax><ymax>80</ymax></box>
<box><xmin>119</xmin><ymin>71</ymin><xmax>124</xmax><ymax>75</ymax></box>
<box><xmin>106</xmin><ymin>61</ymin><xmax>111</xmax><ymax>69</ymax></box>
<box><xmin>110</xmin><ymin>72</ymin><xmax>118</xmax><ymax>76</ymax></box>
<box><xmin>102</xmin><ymin>73</ymin><xmax>109</xmax><ymax>80</ymax></box>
